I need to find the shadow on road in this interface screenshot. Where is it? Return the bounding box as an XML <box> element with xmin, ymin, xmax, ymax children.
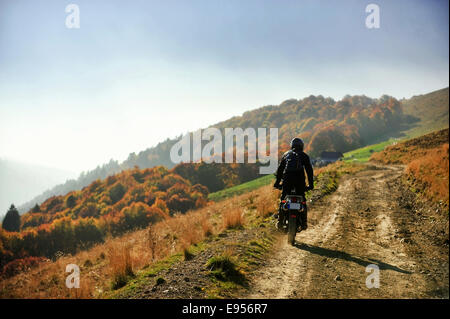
<box><xmin>294</xmin><ymin>242</ymin><xmax>411</xmax><ymax>274</ymax></box>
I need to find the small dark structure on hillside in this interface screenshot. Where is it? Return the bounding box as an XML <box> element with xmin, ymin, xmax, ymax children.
<box><xmin>312</xmin><ymin>151</ymin><xmax>343</xmax><ymax>167</ymax></box>
<box><xmin>320</xmin><ymin>151</ymin><xmax>343</xmax><ymax>162</ymax></box>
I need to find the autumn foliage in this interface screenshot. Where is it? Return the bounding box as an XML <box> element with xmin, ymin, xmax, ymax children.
<box><xmin>406</xmin><ymin>143</ymin><xmax>449</xmax><ymax>205</ymax></box>
<box><xmin>0</xmin><ymin>166</ymin><xmax>209</xmax><ymax>271</ymax></box>
<box><xmin>0</xmin><ymin>94</ymin><xmax>423</xmax><ymax>280</ymax></box>
<box><xmin>0</xmin><ymin>183</ymin><xmax>278</xmax><ymax>298</ymax></box>
<box><xmin>173</xmin><ymin>162</ymin><xmax>260</xmax><ymax>193</ymax></box>
<box><xmin>19</xmin><ymin>93</ymin><xmax>415</xmax><ymax>216</ymax></box>
<box><xmin>172</xmin><ymin>95</ymin><xmax>409</xmax><ymax>160</ymax></box>
<box><xmin>371</xmin><ymin>128</ymin><xmax>449</xmax><ymax>206</ymax></box>
<box><xmin>1</xmin><ymin>256</ymin><xmax>46</xmax><ymax>279</ymax></box>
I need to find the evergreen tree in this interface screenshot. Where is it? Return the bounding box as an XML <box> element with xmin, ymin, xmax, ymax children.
<box><xmin>32</xmin><ymin>203</ymin><xmax>41</xmax><ymax>213</ymax></box>
<box><xmin>66</xmin><ymin>195</ymin><xmax>76</xmax><ymax>208</ymax></box>
<box><xmin>2</xmin><ymin>204</ymin><xmax>21</xmax><ymax>232</ymax></box>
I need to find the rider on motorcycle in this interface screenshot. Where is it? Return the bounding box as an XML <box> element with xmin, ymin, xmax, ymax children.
<box><xmin>274</xmin><ymin>137</ymin><xmax>314</xmax><ymax>230</ymax></box>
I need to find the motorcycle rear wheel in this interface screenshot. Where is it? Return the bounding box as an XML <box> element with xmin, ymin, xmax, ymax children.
<box><xmin>287</xmin><ymin>215</ymin><xmax>297</xmax><ymax>245</ymax></box>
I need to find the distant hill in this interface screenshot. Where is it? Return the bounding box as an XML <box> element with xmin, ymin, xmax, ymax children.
<box><xmin>401</xmin><ymin>87</ymin><xmax>449</xmax><ymax>137</ymax></box>
<box><xmin>17</xmin><ymin>88</ymin><xmax>448</xmax><ymax>213</ymax></box>
<box><xmin>0</xmin><ymin>159</ymin><xmax>76</xmax><ymax>218</ymax></box>
<box><xmin>17</xmin><ymin>159</ymin><xmax>122</xmax><ymax>214</ymax></box>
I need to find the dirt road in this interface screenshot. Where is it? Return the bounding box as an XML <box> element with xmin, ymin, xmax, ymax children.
<box><xmin>246</xmin><ymin>165</ymin><xmax>449</xmax><ymax>298</ymax></box>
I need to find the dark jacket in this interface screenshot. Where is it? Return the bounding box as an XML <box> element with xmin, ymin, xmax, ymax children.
<box><xmin>276</xmin><ymin>149</ymin><xmax>314</xmax><ymax>191</ymax></box>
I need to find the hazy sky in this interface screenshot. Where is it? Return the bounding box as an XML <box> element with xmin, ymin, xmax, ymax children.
<box><xmin>0</xmin><ymin>0</ymin><xmax>448</xmax><ymax>173</ymax></box>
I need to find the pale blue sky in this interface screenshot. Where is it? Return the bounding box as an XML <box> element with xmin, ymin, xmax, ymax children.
<box><xmin>0</xmin><ymin>0</ymin><xmax>448</xmax><ymax>173</ymax></box>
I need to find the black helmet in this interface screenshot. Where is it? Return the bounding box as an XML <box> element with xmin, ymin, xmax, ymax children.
<box><xmin>290</xmin><ymin>137</ymin><xmax>304</xmax><ymax>151</ymax></box>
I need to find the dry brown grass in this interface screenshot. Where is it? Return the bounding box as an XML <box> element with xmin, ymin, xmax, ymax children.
<box><xmin>223</xmin><ymin>207</ymin><xmax>245</xmax><ymax>229</ymax></box>
<box><xmin>370</xmin><ymin>128</ymin><xmax>449</xmax><ymax>165</ymax></box>
<box><xmin>406</xmin><ymin>143</ymin><xmax>449</xmax><ymax>205</ymax></box>
<box><xmin>371</xmin><ymin>129</ymin><xmax>449</xmax><ymax>206</ymax></box>
<box><xmin>0</xmin><ymin>187</ymin><xmax>264</xmax><ymax>298</ymax></box>
<box><xmin>201</xmin><ymin>216</ymin><xmax>213</xmax><ymax>238</ymax></box>
<box><xmin>147</xmin><ymin>225</ymin><xmax>158</xmax><ymax>262</ymax></box>
<box><xmin>108</xmin><ymin>243</ymin><xmax>134</xmax><ymax>289</ymax></box>
<box><xmin>254</xmin><ymin>186</ymin><xmax>278</xmax><ymax>218</ymax></box>
<box><xmin>67</xmin><ymin>275</ymin><xmax>94</xmax><ymax>299</ymax></box>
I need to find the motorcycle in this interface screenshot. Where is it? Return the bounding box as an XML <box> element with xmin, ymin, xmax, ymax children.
<box><xmin>277</xmin><ymin>190</ymin><xmax>307</xmax><ymax>245</ymax></box>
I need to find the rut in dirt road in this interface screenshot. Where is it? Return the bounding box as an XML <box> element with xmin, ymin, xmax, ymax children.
<box><xmin>247</xmin><ymin>165</ymin><xmax>443</xmax><ymax>298</ymax></box>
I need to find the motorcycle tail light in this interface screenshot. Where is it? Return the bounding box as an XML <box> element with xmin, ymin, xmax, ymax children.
<box><xmin>291</xmin><ymin>197</ymin><xmax>297</xmax><ymax>203</ymax></box>
<box><xmin>281</xmin><ymin>200</ymin><xmax>286</xmax><ymax>203</ymax></box>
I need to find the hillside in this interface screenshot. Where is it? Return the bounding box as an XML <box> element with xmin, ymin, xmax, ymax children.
<box><xmin>401</xmin><ymin>87</ymin><xmax>449</xmax><ymax>137</ymax></box>
<box><xmin>127</xmin><ymin>94</ymin><xmax>409</xmax><ymax>163</ymax></box>
<box><xmin>18</xmin><ymin>91</ymin><xmax>429</xmax><ymax>213</ymax></box>
<box><xmin>0</xmin><ymin>166</ymin><xmax>209</xmax><ymax>270</ymax></box>
<box><xmin>244</xmin><ymin>163</ymin><xmax>447</xmax><ymax>299</ymax></box>
<box><xmin>118</xmin><ymin>87</ymin><xmax>448</xmax><ymax>169</ymax></box>
<box><xmin>17</xmin><ymin>87</ymin><xmax>448</xmax><ymax>216</ymax></box>
<box><xmin>0</xmin><ymin>161</ymin><xmax>352</xmax><ymax>298</ymax></box>
<box><xmin>1</xmin><ymin>154</ymin><xmax>447</xmax><ymax>298</ymax></box>
<box><xmin>371</xmin><ymin>128</ymin><xmax>449</xmax><ymax>206</ymax></box>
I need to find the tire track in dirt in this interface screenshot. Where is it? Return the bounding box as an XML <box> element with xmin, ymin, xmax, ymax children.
<box><xmin>247</xmin><ymin>175</ymin><xmax>350</xmax><ymax>298</ymax></box>
<box><xmin>247</xmin><ymin>165</ymin><xmax>434</xmax><ymax>298</ymax></box>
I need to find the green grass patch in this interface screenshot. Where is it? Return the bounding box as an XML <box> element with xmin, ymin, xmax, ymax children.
<box><xmin>106</xmin><ymin>252</ymin><xmax>183</xmax><ymax>298</ymax></box>
<box><xmin>111</xmin><ymin>268</ymin><xmax>135</xmax><ymax>290</ymax></box>
<box><xmin>205</xmin><ymin>222</ymin><xmax>276</xmax><ymax>298</ymax></box>
<box><xmin>206</xmin><ymin>254</ymin><xmax>246</xmax><ymax>285</ymax></box>
<box><xmin>141</xmin><ymin>253</ymin><xmax>183</xmax><ymax>278</ymax></box>
<box><xmin>182</xmin><ymin>242</ymin><xmax>206</xmax><ymax>261</ymax></box>
<box><xmin>342</xmin><ymin>139</ymin><xmax>399</xmax><ymax>163</ymax></box>
<box><xmin>238</xmin><ymin>232</ymin><xmax>275</xmax><ymax>272</ymax></box>
<box><xmin>208</xmin><ymin>174</ymin><xmax>275</xmax><ymax>202</ymax></box>
<box><xmin>317</xmin><ymin>171</ymin><xmax>339</xmax><ymax>196</ymax></box>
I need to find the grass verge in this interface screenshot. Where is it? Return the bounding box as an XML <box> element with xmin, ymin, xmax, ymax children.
<box><xmin>342</xmin><ymin>139</ymin><xmax>399</xmax><ymax>163</ymax></box>
<box><xmin>208</xmin><ymin>174</ymin><xmax>275</xmax><ymax>202</ymax></box>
